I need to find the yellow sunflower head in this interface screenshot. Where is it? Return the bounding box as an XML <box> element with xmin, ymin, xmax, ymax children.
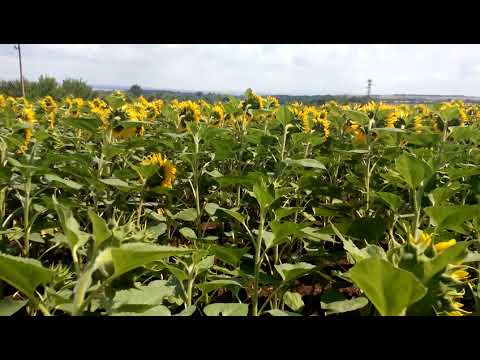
<box><xmin>140</xmin><ymin>153</ymin><xmax>177</xmax><ymax>189</ymax></box>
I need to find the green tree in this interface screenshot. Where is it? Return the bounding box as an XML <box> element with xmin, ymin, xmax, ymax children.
<box><xmin>129</xmin><ymin>84</ymin><xmax>143</xmax><ymax>97</ymax></box>
<box><xmin>61</xmin><ymin>78</ymin><xmax>95</xmax><ymax>99</ymax></box>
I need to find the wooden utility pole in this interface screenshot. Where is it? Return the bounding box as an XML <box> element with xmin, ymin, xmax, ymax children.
<box><xmin>14</xmin><ymin>44</ymin><xmax>26</xmax><ymax>98</ymax></box>
<box><xmin>367</xmin><ymin>79</ymin><xmax>372</xmax><ymax>98</ymax></box>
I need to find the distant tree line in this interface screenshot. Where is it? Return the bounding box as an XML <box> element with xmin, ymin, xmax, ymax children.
<box><xmin>0</xmin><ymin>75</ymin><xmax>97</xmax><ymax>99</ymax></box>
<box><xmin>0</xmin><ymin>76</ymin><xmax>371</xmax><ymax>105</ymax></box>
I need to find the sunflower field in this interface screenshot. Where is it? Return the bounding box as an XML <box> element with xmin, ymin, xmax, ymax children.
<box><xmin>0</xmin><ymin>88</ymin><xmax>480</xmax><ymax>316</ymax></box>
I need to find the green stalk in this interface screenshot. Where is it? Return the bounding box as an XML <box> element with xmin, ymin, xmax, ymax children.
<box><xmin>252</xmin><ymin>210</ymin><xmax>266</xmax><ymax>316</ymax></box>
<box><xmin>23</xmin><ymin>172</ymin><xmax>32</xmax><ymax>257</ymax></box>
<box><xmin>186</xmin><ymin>276</ymin><xmax>195</xmax><ymax>307</ymax></box>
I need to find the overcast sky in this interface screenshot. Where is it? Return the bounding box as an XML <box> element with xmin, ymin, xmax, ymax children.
<box><xmin>1</xmin><ymin>44</ymin><xmax>480</xmax><ymax>95</ymax></box>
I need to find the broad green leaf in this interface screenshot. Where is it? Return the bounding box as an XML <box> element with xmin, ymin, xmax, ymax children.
<box><xmin>198</xmin><ymin>279</ymin><xmax>242</xmax><ymax>294</ymax></box>
<box><xmin>266</xmin><ymin>309</ymin><xmax>302</xmax><ymax>316</ymax></box>
<box><xmin>44</xmin><ymin>174</ymin><xmax>83</xmax><ymax>190</ymax></box>
<box><xmin>207</xmin><ymin>244</ymin><xmax>248</xmax><ymax>267</ymax></box>
<box><xmin>203</xmin><ymin>303</ymin><xmax>249</xmax><ymax>316</ymax></box>
<box><xmin>205</xmin><ymin>203</ymin><xmax>220</xmax><ymax>216</ymax></box>
<box><xmin>218</xmin><ymin>208</ymin><xmax>246</xmax><ymax>225</ymax></box>
<box><xmin>424</xmin><ymin>241</ymin><xmax>469</xmax><ymax>283</ymax></box>
<box><xmin>424</xmin><ymin>205</ymin><xmax>480</xmax><ymax>230</ymax></box>
<box><xmin>113</xmin><ymin>280</ymin><xmax>177</xmax><ymax>308</ymax></box>
<box><xmin>252</xmin><ymin>181</ymin><xmax>274</xmax><ymax>210</ymax></box>
<box><xmin>268</xmin><ymin>221</ymin><xmax>308</xmax><ymax>248</ymax></box>
<box><xmin>350</xmin><ymin>257</ymin><xmax>427</xmax><ymax>316</ymax></box>
<box><xmin>283</xmin><ymin>158</ymin><xmax>326</xmax><ymax>170</ymax></box>
<box><xmin>276</xmin><ymin>105</ymin><xmax>294</xmax><ymax>126</ymax></box>
<box><xmin>174</xmin><ymin>306</ymin><xmax>197</xmax><ymax>316</ymax></box>
<box><xmin>375</xmin><ymin>192</ymin><xmax>402</xmax><ymax>211</ymax></box>
<box><xmin>344</xmin><ymin>109</ymin><xmax>370</xmax><ymax>125</ymax></box>
<box><xmin>66</xmin><ymin>117</ymin><xmax>101</xmax><ymax>133</ymax></box>
<box><xmin>321</xmin><ymin>297</ymin><xmax>369</xmax><ymax>315</ymax></box>
<box><xmin>88</xmin><ymin>210</ymin><xmax>111</xmax><ymax>248</ymax></box>
<box><xmin>112</xmin><ymin>304</ymin><xmax>171</xmax><ymax>316</ymax></box>
<box><xmin>99</xmin><ymin>178</ymin><xmax>131</xmax><ymax>189</ymax></box>
<box><xmin>395</xmin><ymin>153</ymin><xmax>432</xmax><ymax>189</ymax></box>
<box><xmin>53</xmin><ymin>198</ymin><xmax>89</xmax><ymax>253</ymax></box>
<box><xmin>275</xmin><ymin>207</ymin><xmax>299</xmax><ymax>220</ymax></box>
<box><xmin>0</xmin><ymin>299</ymin><xmax>29</xmax><ymax>316</ymax></box>
<box><xmin>283</xmin><ymin>291</ymin><xmax>304</xmax><ymax>312</ymax></box>
<box><xmin>194</xmin><ymin>255</ymin><xmax>215</xmax><ymax>274</ymax></box>
<box><xmin>0</xmin><ymin>253</ymin><xmax>53</xmax><ymax>300</ymax></box>
<box><xmin>174</xmin><ymin>208</ymin><xmax>198</xmax><ymax>222</ymax></box>
<box><xmin>428</xmin><ymin>187</ymin><xmax>456</xmax><ymax>206</ymax></box>
<box><xmin>179</xmin><ymin>227</ymin><xmax>197</xmax><ymax>240</ymax></box>
<box><xmin>110</xmin><ymin>243</ymin><xmax>192</xmax><ymax>279</ymax></box>
<box><xmin>275</xmin><ymin>262</ymin><xmax>316</xmax><ymax>282</ymax></box>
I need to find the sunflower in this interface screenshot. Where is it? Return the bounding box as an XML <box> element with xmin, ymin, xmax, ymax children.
<box><xmin>17</xmin><ymin>103</ymin><xmax>37</xmax><ymax>154</ymax></box>
<box><xmin>140</xmin><ymin>153</ymin><xmax>177</xmax><ymax>189</ymax></box>
<box><xmin>211</xmin><ymin>103</ymin><xmax>225</xmax><ymax>127</ymax></box>
<box><xmin>175</xmin><ymin>101</ymin><xmax>202</xmax><ymax>126</ymax></box>
<box><xmin>434</xmin><ymin>239</ymin><xmax>456</xmax><ymax>254</ymax></box>
<box><xmin>409</xmin><ymin>232</ymin><xmax>432</xmax><ymax>247</ymax></box>
<box><xmin>89</xmin><ymin>98</ymin><xmax>112</xmax><ymax>128</ymax></box>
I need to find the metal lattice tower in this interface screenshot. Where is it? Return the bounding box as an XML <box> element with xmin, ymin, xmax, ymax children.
<box><xmin>367</xmin><ymin>79</ymin><xmax>372</xmax><ymax>98</ymax></box>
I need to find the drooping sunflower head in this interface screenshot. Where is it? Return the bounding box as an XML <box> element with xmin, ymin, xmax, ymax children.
<box><xmin>140</xmin><ymin>153</ymin><xmax>177</xmax><ymax>189</ymax></box>
<box><xmin>176</xmin><ymin>101</ymin><xmax>202</xmax><ymax>126</ymax></box>
<box><xmin>210</xmin><ymin>103</ymin><xmax>225</xmax><ymax>127</ymax></box>
<box><xmin>267</xmin><ymin>96</ymin><xmax>280</xmax><ymax>109</ymax></box>
<box><xmin>39</xmin><ymin>96</ymin><xmax>57</xmax><ymax>113</ymax></box>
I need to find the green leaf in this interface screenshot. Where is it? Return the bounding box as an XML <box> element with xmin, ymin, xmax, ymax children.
<box><xmin>66</xmin><ymin>117</ymin><xmax>101</xmax><ymax>133</ymax></box>
<box><xmin>0</xmin><ymin>253</ymin><xmax>53</xmax><ymax>300</ymax></box>
<box><xmin>275</xmin><ymin>262</ymin><xmax>316</xmax><ymax>282</ymax></box>
<box><xmin>321</xmin><ymin>297</ymin><xmax>369</xmax><ymax>315</ymax></box>
<box><xmin>344</xmin><ymin>109</ymin><xmax>370</xmax><ymax>125</ymax></box>
<box><xmin>425</xmin><ymin>241</ymin><xmax>469</xmax><ymax>283</ymax></box>
<box><xmin>179</xmin><ymin>227</ymin><xmax>197</xmax><ymax>240</ymax></box>
<box><xmin>112</xmin><ymin>304</ymin><xmax>171</xmax><ymax>316</ymax></box>
<box><xmin>283</xmin><ymin>158</ymin><xmax>326</xmax><ymax>170</ymax></box>
<box><xmin>350</xmin><ymin>257</ymin><xmax>427</xmax><ymax>316</ymax></box>
<box><xmin>274</xmin><ymin>207</ymin><xmax>299</xmax><ymax>220</ymax></box>
<box><xmin>174</xmin><ymin>208</ymin><xmax>198</xmax><ymax>222</ymax></box>
<box><xmin>113</xmin><ymin>280</ymin><xmax>177</xmax><ymax>308</ymax></box>
<box><xmin>424</xmin><ymin>205</ymin><xmax>480</xmax><ymax>230</ymax></box>
<box><xmin>44</xmin><ymin>174</ymin><xmax>83</xmax><ymax>190</ymax></box>
<box><xmin>283</xmin><ymin>291</ymin><xmax>304</xmax><ymax>312</ymax></box>
<box><xmin>194</xmin><ymin>255</ymin><xmax>215</xmax><ymax>274</ymax></box>
<box><xmin>88</xmin><ymin>210</ymin><xmax>111</xmax><ymax>248</ymax></box>
<box><xmin>174</xmin><ymin>306</ymin><xmax>197</xmax><ymax>316</ymax></box>
<box><xmin>52</xmin><ymin>198</ymin><xmax>89</xmax><ymax>253</ymax></box>
<box><xmin>0</xmin><ymin>298</ymin><xmax>29</xmax><ymax>316</ymax></box>
<box><xmin>203</xmin><ymin>303</ymin><xmax>249</xmax><ymax>316</ymax></box>
<box><xmin>110</xmin><ymin>243</ymin><xmax>192</xmax><ymax>279</ymax></box>
<box><xmin>218</xmin><ymin>208</ymin><xmax>246</xmax><ymax>226</ymax></box>
<box><xmin>205</xmin><ymin>203</ymin><xmax>220</xmax><ymax>216</ymax></box>
<box><xmin>208</xmin><ymin>244</ymin><xmax>248</xmax><ymax>267</ymax></box>
<box><xmin>395</xmin><ymin>153</ymin><xmax>432</xmax><ymax>189</ymax></box>
<box><xmin>375</xmin><ymin>192</ymin><xmax>402</xmax><ymax>211</ymax></box>
<box><xmin>99</xmin><ymin>178</ymin><xmax>131</xmax><ymax>189</ymax></box>
<box><xmin>268</xmin><ymin>221</ymin><xmax>308</xmax><ymax>248</ymax></box>
<box><xmin>252</xmin><ymin>181</ymin><xmax>274</xmax><ymax>210</ymax></box>
<box><xmin>266</xmin><ymin>309</ymin><xmax>302</xmax><ymax>316</ymax></box>
<box><xmin>198</xmin><ymin>279</ymin><xmax>242</xmax><ymax>294</ymax></box>
<box><xmin>276</xmin><ymin>105</ymin><xmax>294</xmax><ymax>126</ymax></box>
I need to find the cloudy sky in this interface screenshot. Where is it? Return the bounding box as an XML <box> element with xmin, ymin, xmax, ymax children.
<box><xmin>1</xmin><ymin>44</ymin><xmax>480</xmax><ymax>95</ymax></box>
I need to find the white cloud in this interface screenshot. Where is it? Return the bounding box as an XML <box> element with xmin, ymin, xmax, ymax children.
<box><xmin>1</xmin><ymin>44</ymin><xmax>480</xmax><ymax>95</ymax></box>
